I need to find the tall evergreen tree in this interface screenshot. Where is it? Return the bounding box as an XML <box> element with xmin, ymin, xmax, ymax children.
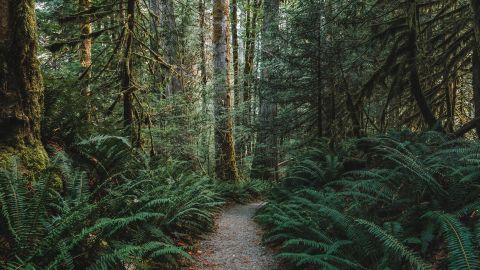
<box><xmin>213</xmin><ymin>0</ymin><xmax>239</xmax><ymax>181</ymax></box>
<box><xmin>251</xmin><ymin>0</ymin><xmax>280</xmax><ymax>181</ymax></box>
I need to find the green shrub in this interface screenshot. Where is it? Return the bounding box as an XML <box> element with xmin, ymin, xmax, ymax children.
<box><xmin>216</xmin><ymin>179</ymin><xmax>272</xmax><ymax>204</ymax></box>
<box><xmin>256</xmin><ymin>131</ymin><xmax>480</xmax><ymax>269</ymax></box>
<box><xmin>0</xmin><ymin>136</ymin><xmax>224</xmax><ymax>269</ymax></box>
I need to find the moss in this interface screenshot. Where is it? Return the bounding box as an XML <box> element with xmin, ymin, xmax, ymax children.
<box><xmin>51</xmin><ymin>172</ymin><xmax>63</xmax><ymax>190</ymax></box>
<box><xmin>0</xmin><ymin>147</ymin><xmax>16</xmax><ymax>169</ymax></box>
<box><xmin>20</xmin><ymin>143</ymin><xmax>48</xmax><ymax>171</ymax></box>
<box><xmin>0</xmin><ymin>143</ymin><xmax>61</xmax><ymax>189</ymax></box>
<box><xmin>0</xmin><ymin>143</ymin><xmax>48</xmax><ymax>173</ymax></box>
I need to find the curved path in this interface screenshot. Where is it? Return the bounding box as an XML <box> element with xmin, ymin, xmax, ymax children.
<box><xmin>189</xmin><ymin>202</ymin><xmax>279</xmax><ymax>270</ymax></box>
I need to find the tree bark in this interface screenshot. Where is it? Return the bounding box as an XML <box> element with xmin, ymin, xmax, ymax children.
<box><xmin>251</xmin><ymin>0</ymin><xmax>280</xmax><ymax>181</ymax></box>
<box><xmin>149</xmin><ymin>0</ymin><xmax>162</xmax><ymax>95</ymax></box>
<box><xmin>160</xmin><ymin>0</ymin><xmax>182</xmax><ymax>96</ymax></box>
<box><xmin>122</xmin><ymin>0</ymin><xmax>140</xmax><ymax>146</ymax></box>
<box><xmin>346</xmin><ymin>93</ymin><xmax>361</xmax><ymax>137</ymax></box>
<box><xmin>240</xmin><ymin>0</ymin><xmax>259</xmax><ymax>158</ymax></box>
<box><xmin>469</xmin><ymin>0</ymin><xmax>480</xmax><ymax>137</ymax></box>
<box><xmin>325</xmin><ymin>0</ymin><xmax>335</xmax><ymax>137</ymax></box>
<box><xmin>231</xmin><ymin>0</ymin><xmax>240</xmax><ymax>108</ymax></box>
<box><xmin>316</xmin><ymin>9</ymin><xmax>323</xmax><ymax>138</ymax></box>
<box><xmin>199</xmin><ymin>0</ymin><xmax>208</xmax><ymax>97</ymax></box>
<box><xmin>0</xmin><ymin>0</ymin><xmax>48</xmax><ymax>171</ymax></box>
<box><xmin>199</xmin><ymin>0</ymin><xmax>211</xmax><ymax>174</ymax></box>
<box><xmin>444</xmin><ymin>76</ymin><xmax>454</xmax><ymax>132</ymax></box>
<box><xmin>453</xmin><ymin>116</ymin><xmax>480</xmax><ymax>138</ymax></box>
<box><xmin>473</xmin><ymin>46</ymin><xmax>480</xmax><ymax>138</ymax></box>
<box><xmin>243</xmin><ymin>0</ymin><xmax>259</xmax><ymax>124</ymax></box>
<box><xmin>79</xmin><ymin>0</ymin><xmax>93</xmax><ymax>122</ymax></box>
<box><xmin>213</xmin><ymin>0</ymin><xmax>239</xmax><ymax>181</ymax></box>
<box><xmin>407</xmin><ymin>0</ymin><xmax>438</xmax><ymax>129</ymax></box>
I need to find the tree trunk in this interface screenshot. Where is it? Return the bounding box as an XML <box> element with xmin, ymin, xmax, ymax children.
<box><xmin>444</xmin><ymin>75</ymin><xmax>453</xmax><ymax>132</ymax></box>
<box><xmin>448</xmin><ymin>79</ymin><xmax>457</xmax><ymax>132</ymax></box>
<box><xmin>243</xmin><ymin>0</ymin><xmax>252</xmax><ymax>110</ymax></box>
<box><xmin>407</xmin><ymin>0</ymin><xmax>438</xmax><ymax>129</ymax></box>
<box><xmin>316</xmin><ymin>9</ymin><xmax>323</xmax><ymax>138</ymax></box>
<box><xmin>346</xmin><ymin>93</ymin><xmax>361</xmax><ymax>137</ymax></box>
<box><xmin>469</xmin><ymin>0</ymin><xmax>480</xmax><ymax>137</ymax></box>
<box><xmin>243</xmin><ymin>0</ymin><xmax>259</xmax><ymax>123</ymax></box>
<box><xmin>325</xmin><ymin>0</ymin><xmax>335</xmax><ymax>137</ymax></box>
<box><xmin>251</xmin><ymin>0</ymin><xmax>280</xmax><ymax>181</ymax></box>
<box><xmin>199</xmin><ymin>0</ymin><xmax>208</xmax><ymax>101</ymax></box>
<box><xmin>213</xmin><ymin>0</ymin><xmax>239</xmax><ymax>181</ymax></box>
<box><xmin>149</xmin><ymin>0</ymin><xmax>162</xmax><ymax>95</ymax></box>
<box><xmin>0</xmin><ymin>0</ymin><xmax>48</xmax><ymax>171</ymax></box>
<box><xmin>473</xmin><ymin>47</ymin><xmax>480</xmax><ymax>138</ymax></box>
<box><xmin>122</xmin><ymin>0</ymin><xmax>139</xmax><ymax>146</ymax></box>
<box><xmin>240</xmin><ymin>0</ymin><xmax>259</xmax><ymax>158</ymax></box>
<box><xmin>231</xmin><ymin>0</ymin><xmax>240</xmax><ymax>108</ymax></box>
<box><xmin>79</xmin><ymin>0</ymin><xmax>93</xmax><ymax>122</ymax></box>
<box><xmin>199</xmin><ymin>0</ymin><xmax>211</xmax><ymax>174</ymax></box>
<box><xmin>160</xmin><ymin>0</ymin><xmax>181</xmax><ymax>96</ymax></box>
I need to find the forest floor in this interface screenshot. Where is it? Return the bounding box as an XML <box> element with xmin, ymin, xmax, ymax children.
<box><xmin>188</xmin><ymin>202</ymin><xmax>279</xmax><ymax>270</ymax></box>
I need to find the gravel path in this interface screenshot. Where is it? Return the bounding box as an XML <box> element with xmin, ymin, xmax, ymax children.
<box><xmin>189</xmin><ymin>202</ymin><xmax>279</xmax><ymax>270</ymax></box>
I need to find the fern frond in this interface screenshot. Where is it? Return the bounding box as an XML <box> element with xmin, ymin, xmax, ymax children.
<box><xmin>423</xmin><ymin>211</ymin><xmax>479</xmax><ymax>270</ymax></box>
<box><xmin>356</xmin><ymin>219</ymin><xmax>430</xmax><ymax>270</ymax></box>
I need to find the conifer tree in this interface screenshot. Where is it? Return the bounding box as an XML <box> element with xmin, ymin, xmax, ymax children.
<box><xmin>213</xmin><ymin>0</ymin><xmax>239</xmax><ymax>181</ymax></box>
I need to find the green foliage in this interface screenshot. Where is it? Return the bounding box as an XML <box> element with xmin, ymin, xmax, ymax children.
<box><xmin>0</xmin><ymin>135</ymin><xmax>264</xmax><ymax>269</ymax></box>
<box><xmin>256</xmin><ymin>131</ymin><xmax>480</xmax><ymax>269</ymax></box>
<box><xmin>216</xmin><ymin>179</ymin><xmax>272</xmax><ymax>203</ymax></box>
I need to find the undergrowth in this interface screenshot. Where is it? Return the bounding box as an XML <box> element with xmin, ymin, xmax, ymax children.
<box><xmin>256</xmin><ymin>130</ymin><xmax>480</xmax><ymax>269</ymax></box>
<box><xmin>0</xmin><ymin>135</ymin><xmax>268</xmax><ymax>269</ymax></box>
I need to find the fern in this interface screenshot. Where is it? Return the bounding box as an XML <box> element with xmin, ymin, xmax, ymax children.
<box><xmin>257</xmin><ymin>131</ymin><xmax>480</xmax><ymax>270</ymax></box>
<box><xmin>356</xmin><ymin>219</ymin><xmax>431</xmax><ymax>270</ymax></box>
<box><xmin>423</xmin><ymin>211</ymin><xmax>479</xmax><ymax>270</ymax></box>
<box><xmin>0</xmin><ymin>135</ymin><xmax>238</xmax><ymax>269</ymax></box>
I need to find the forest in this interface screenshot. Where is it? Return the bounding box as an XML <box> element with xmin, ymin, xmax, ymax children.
<box><xmin>2</xmin><ymin>0</ymin><xmax>480</xmax><ymax>269</ymax></box>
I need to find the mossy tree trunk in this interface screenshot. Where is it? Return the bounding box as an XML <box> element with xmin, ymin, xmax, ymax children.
<box><xmin>149</xmin><ymin>0</ymin><xmax>161</xmax><ymax>94</ymax></box>
<box><xmin>0</xmin><ymin>0</ymin><xmax>48</xmax><ymax>171</ymax></box>
<box><xmin>239</xmin><ymin>0</ymin><xmax>259</xmax><ymax>159</ymax></box>
<box><xmin>199</xmin><ymin>0</ymin><xmax>208</xmax><ymax>91</ymax></box>
<box><xmin>213</xmin><ymin>0</ymin><xmax>239</xmax><ymax>181</ymax></box>
<box><xmin>122</xmin><ymin>0</ymin><xmax>140</xmax><ymax>146</ymax></box>
<box><xmin>199</xmin><ymin>0</ymin><xmax>211</xmax><ymax>174</ymax></box>
<box><xmin>79</xmin><ymin>0</ymin><xmax>93</xmax><ymax>122</ymax></box>
<box><xmin>231</xmin><ymin>0</ymin><xmax>242</xmax><ymax>167</ymax></box>
<box><xmin>231</xmin><ymin>0</ymin><xmax>240</xmax><ymax>108</ymax></box>
<box><xmin>243</xmin><ymin>0</ymin><xmax>259</xmax><ymax>114</ymax></box>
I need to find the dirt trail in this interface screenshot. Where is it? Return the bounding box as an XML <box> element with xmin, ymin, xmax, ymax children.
<box><xmin>189</xmin><ymin>202</ymin><xmax>279</xmax><ymax>270</ymax></box>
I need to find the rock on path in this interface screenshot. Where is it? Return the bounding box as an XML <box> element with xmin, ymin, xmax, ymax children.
<box><xmin>189</xmin><ymin>202</ymin><xmax>279</xmax><ymax>270</ymax></box>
